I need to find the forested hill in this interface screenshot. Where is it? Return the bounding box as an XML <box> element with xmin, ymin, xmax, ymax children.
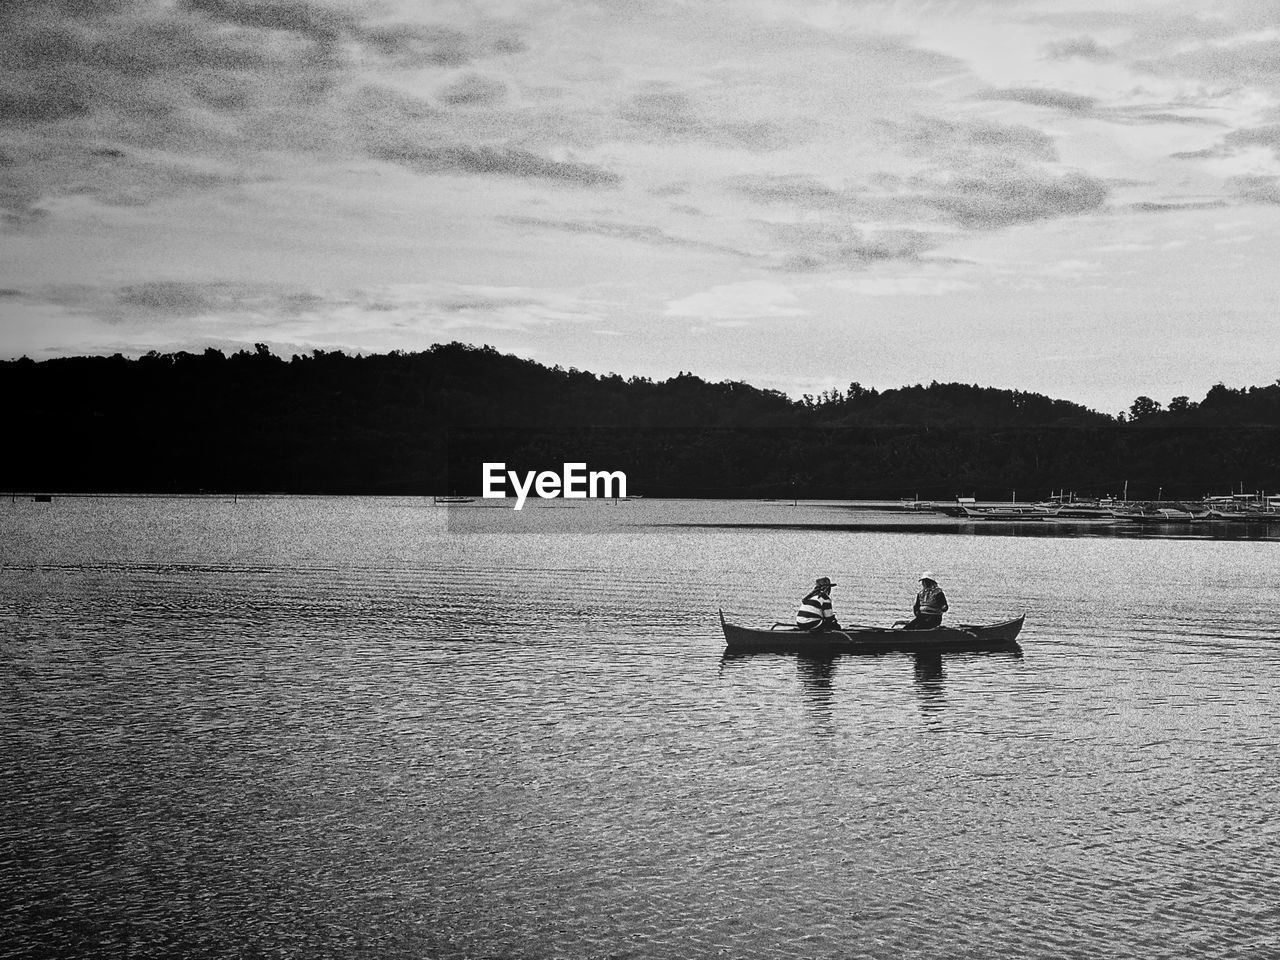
<box><xmin>3</xmin><ymin>342</ymin><xmax>1278</xmax><ymax>498</ymax></box>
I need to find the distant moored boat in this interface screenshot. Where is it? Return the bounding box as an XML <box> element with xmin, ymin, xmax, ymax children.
<box><xmin>961</xmin><ymin>505</ymin><xmax>1059</xmax><ymax>521</ymax></box>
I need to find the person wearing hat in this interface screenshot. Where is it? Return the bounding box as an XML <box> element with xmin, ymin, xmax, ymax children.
<box><xmin>795</xmin><ymin>576</ymin><xmax>841</xmax><ymax>631</ymax></box>
<box><xmin>903</xmin><ymin>572</ymin><xmax>948</xmax><ymax>630</ymax></box>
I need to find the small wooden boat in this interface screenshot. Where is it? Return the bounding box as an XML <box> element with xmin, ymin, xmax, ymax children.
<box><xmin>898</xmin><ymin>498</ymin><xmax>936</xmax><ymax>511</ymax></box>
<box><xmin>1111</xmin><ymin>508</ymin><xmax>1198</xmax><ymax>524</ymax></box>
<box><xmin>1037</xmin><ymin>497</ymin><xmax>1120</xmax><ymax>519</ymax></box>
<box><xmin>719</xmin><ymin>610</ymin><xmax>1025</xmax><ymax>654</ymax></box>
<box><xmin>433</xmin><ymin>495</ymin><xmax>475</xmax><ymax>504</ymax></box>
<box><xmin>961</xmin><ymin>505</ymin><xmax>1059</xmax><ymax>521</ymax></box>
<box><xmin>1205</xmin><ymin>508</ymin><xmax>1278</xmax><ymax>523</ymax></box>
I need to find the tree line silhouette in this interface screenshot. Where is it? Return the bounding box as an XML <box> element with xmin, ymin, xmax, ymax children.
<box><xmin>3</xmin><ymin>342</ymin><xmax>1278</xmax><ymax>499</ymax></box>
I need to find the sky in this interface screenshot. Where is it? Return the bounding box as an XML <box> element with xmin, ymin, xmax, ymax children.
<box><xmin>3</xmin><ymin>0</ymin><xmax>1280</xmax><ymax>414</ymax></box>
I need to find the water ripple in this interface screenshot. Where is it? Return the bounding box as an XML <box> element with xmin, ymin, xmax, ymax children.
<box><xmin>4</xmin><ymin>497</ymin><xmax>1280</xmax><ymax>958</ymax></box>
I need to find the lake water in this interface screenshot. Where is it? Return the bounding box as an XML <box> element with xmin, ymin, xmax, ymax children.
<box><xmin>4</xmin><ymin>496</ymin><xmax>1280</xmax><ymax>959</ymax></box>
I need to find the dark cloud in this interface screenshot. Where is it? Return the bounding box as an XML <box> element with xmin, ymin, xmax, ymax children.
<box><xmin>718</xmin><ymin>120</ymin><xmax>793</xmax><ymax>152</ymax></box>
<box><xmin>727</xmin><ymin>174</ymin><xmax>845</xmax><ymax>206</ymax></box>
<box><xmin>498</xmin><ymin>215</ymin><xmax>746</xmax><ymax>256</ymax></box>
<box><xmin>1121</xmin><ymin>111</ymin><xmax>1223</xmax><ymax>127</ymax></box>
<box><xmin>348</xmin><ymin>84</ymin><xmax>443</xmax><ymax>126</ymax></box>
<box><xmin>0</xmin><ymin>162</ymin><xmax>49</xmax><ymax>227</ymax></box>
<box><xmin>1169</xmin><ymin>124</ymin><xmax>1280</xmax><ymax>162</ymax></box>
<box><xmin>975</xmin><ymin>87</ymin><xmax>1097</xmax><ymax>113</ymax></box>
<box><xmin>119</xmin><ymin>280</ymin><xmax>215</xmax><ymax>315</ymax></box>
<box><xmin>617</xmin><ymin>87</ymin><xmax>794</xmax><ymax>152</ymax></box>
<box><xmin>764</xmin><ymin>222</ymin><xmax>936</xmax><ymax>270</ymax></box>
<box><xmin>1228</xmin><ymin>175</ymin><xmax>1280</xmax><ymax>204</ymax></box>
<box><xmin>0</xmin><ymin>73</ymin><xmax>94</xmax><ymax>122</ymax></box>
<box><xmin>180</xmin><ymin>0</ymin><xmax>357</xmax><ymax>43</ymax></box>
<box><xmin>1224</xmin><ymin>124</ymin><xmax>1280</xmax><ymax>150</ymax></box>
<box><xmin>20</xmin><ymin>0</ymin><xmax>137</xmax><ymax>17</ymax></box>
<box><xmin>38</xmin><ymin>279</ymin><xmax>364</xmax><ymax>326</ymax></box>
<box><xmin>886</xmin><ymin>115</ymin><xmax>1057</xmax><ymax>161</ymax></box>
<box><xmin>0</xmin><ymin>0</ymin><xmax>543</xmax><ymax>217</ymax></box>
<box><xmin>439</xmin><ymin>74</ymin><xmax>508</xmax><ymax>107</ymax></box>
<box><xmin>372</xmin><ymin>144</ymin><xmax>620</xmax><ymax>187</ymax></box>
<box><xmin>1137</xmin><ymin>39</ymin><xmax>1280</xmax><ymax>84</ymax></box>
<box><xmin>1127</xmin><ymin>200</ymin><xmax>1227</xmax><ymax>213</ymax></box>
<box><xmin>0</xmin><ymin>1</ymin><xmax>329</xmax><ymax>140</ymax></box>
<box><xmin>648</xmin><ymin>183</ymin><xmax>689</xmax><ymax>198</ymax></box>
<box><xmin>1044</xmin><ymin>36</ymin><xmax>1113</xmax><ymax>61</ymax></box>
<box><xmin>348</xmin><ymin>74</ymin><xmax>616</xmax><ymax>187</ymax></box>
<box><xmin>619</xmin><ymin>91</ymin><xmax>703</xmax><ymax>139</ymax></box>
<box><xmin>439</xmin><ymin>295</ymin><xmax>537</xmax><ymax>313</ymax></box>
<box><xmin>359</xmin><ymin>23</ymin><xmax>525</xmax><ymax>67</ymax></box>
<box><xmin>910</xmin><ymin>167</ymin><xmax>1109</xmax><ymax>228</ymax></box>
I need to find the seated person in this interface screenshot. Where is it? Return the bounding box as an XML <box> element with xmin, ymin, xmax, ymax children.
<box><xmin>902</xmin><ymin>572</ymin><xmax>948</xmax><ymax>630</ymax></box>
<box><xmin>796</xmin><ymin>576</ymin><xmax>840</xmax><ymax>631</ymax></box>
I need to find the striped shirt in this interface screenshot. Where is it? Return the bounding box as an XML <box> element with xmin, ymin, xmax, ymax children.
<box><xmin>796</xmin><ymin>590</ymin><xmax>835</xmax><ymax>629</ymax></box>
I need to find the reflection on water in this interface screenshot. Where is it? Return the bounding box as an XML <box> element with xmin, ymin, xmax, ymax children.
<box><xmin>728</xmin><ymin>647</ymin><xmax>1029</xmax><ymax>732</ymax></box>
<box><xmin>912</xmin><ymin>651</ymin><xmax>947</xmax><ymax>724</ymax></box>
<box><xmin>796</xmin><ymin>653</ymin><xmax>839</xmax><ymax>698</ymax></box>
<box><xmin>4</xmin><ymin>496</ymin><xmax>1280</xmax><ymax>960</ymax></box>
<box><xmin>796</xmin><ymin>654</ymin><xmax>839</xmax><ymax>735</ymax></box>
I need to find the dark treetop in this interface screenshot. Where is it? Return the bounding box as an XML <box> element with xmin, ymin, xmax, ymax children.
<box><xmin>3</xmin><ymin>343</ymin><xmax>1278</xmax><ymax>497</ymax></box>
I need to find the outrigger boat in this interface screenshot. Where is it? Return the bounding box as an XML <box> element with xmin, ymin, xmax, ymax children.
<box><xmin>961</xmin><ymin>505</ymin><xmax>1059</xmax><ymax>521</ymax></box>
<box><xmin>719</xmin><ymin>610</ymin><xmax>1025</xmax><ymax>654</ymax></box>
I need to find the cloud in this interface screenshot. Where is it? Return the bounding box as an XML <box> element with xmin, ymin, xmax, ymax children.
<box><xmin>498</xmin><ymin>215</ymin><xmax>747</xmax><ymax>256</ymax></box>
<box><xmin>0</xmin><ymin>163</ymin><xmax>48</xmax><ymax>227</ymax></box>
<box><xmin>721</xmin><ymin>120</ymin><xmax>1102</xmax><ymax>265</ymax></box>
<box><xmin>1043</xmin><ymin>36</ymin><xmax>1114</xmax><ymax>62</ymax></box>
<box><xmin>45</xmin><ymin>280</ymin><xmax>287</xmax><ymax>323</ymax></box>
<box><xmin>616</xmin><ymin>86</ymin><xmax>795</xmax><ymax>152</ymax></box>
<box><xmin>1225</xmin><ymin>124</ymin><xmax>1280</xmax><ymax>150</ymax></box>
<box><xmin>664</xmin><ymin>281</ymin><xmax>807</xmax><ymax>320</ymax></box>
<box><xmin>726</xmin><ymin>174</ymin><xmax>846</xmax><ymax>206</ymax></box>
<box><xmin>118</xmin><ymin>280</ymin><xmax>219</xmax><ymax>316</ymax></box>
<box><xmin>764</xmin><ymin>222</ymin><xmax>937</xmax><ymax>271</ymax></box>
<box><xmin>1167</xmin><ymin>123</ymin><xmax>1280</xmax><ymax>166</ymax></box>
<box><xmin>829</xmin><ymin>277</ymin><xmax>978</xmax><ymax>296</ymax></box>
<box><xmin>0</xmin><ymin>0</ymin><xmax>559</xmax><ymax>222</ymax></box>
<box><xmin>1126</xmin><ymin>200</ymin><xmax>1228</xmax><ymax>213</ymax></box>
<box><xmin>0</xmin><ymin>0</ymin><xmax>352</xmax><ymax>221</ymax></box>
<box><xmin>438</xmin><ymin>73</ymin><xmax>508</xmax><ymax>107</ymax></box>
<box><xmin>618</xmin><ymin>90</ymin><xmax>703</xmax><ymax>140</ymax></box>
<box><xmin>421</xmin><ymin>288</ymin><xmax>606</xmax><ymax>331</ymax></box>
<box><xmin>179</xmin><ymin>0</ymin><xmax>357</xmax><ymax>42</ymax></box>
<box><xmin>1118</xmin><ymin>111</ymin><xmax>1224</xmax><ymax>127</ymax></box>
<box><xmin>882</xmin><ymin>115</ymin><xmax>1058</xmax><ymax>162</ymax></box>
<box><xmin>437</xmin><ymin>294</ymin><xmax>538</xmax><ymax>313</ymax></box>
<box><xmin>974</xmin><ymin>87</ymin><xmax>1097</xmax><ymax>113</ymax></box>
<box><xmin>33</xmin><ymin>279</ymin><xmax>608</xmax><ymax>339</ymax></box>
<box><xmin>1137</xmin><ymin>36</ymin><xmax>1280</xmax><ymax>84</ymax></box>
<box><xmin>1228</xmin><ymin>174</ymin><xmax>1280</xmax><ymax>203</ymax></box>
<box><xmin>370</xmin><ymin>143</ymin><xmax>620</xmax><ymax>186</ymax></box>
<box><xmin>346</xmin><ymin>82</ymin><xmax>620</xmax><ymax>186</ymax></box>
<box><xmin>908</xmin><ymin>166</ymin><xmax>1109</xmax><ymax>229</ymax></box>
<box><xmin>357</xmin><ymin>22</ymin><xmax>525</xmax><ymax>68</ymax></box>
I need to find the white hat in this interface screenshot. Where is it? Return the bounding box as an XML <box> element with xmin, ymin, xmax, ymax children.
<box><xmin>920</xmin><ymin>571</ymin><xmax>936</xmax><ymax>581</ymax></box>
